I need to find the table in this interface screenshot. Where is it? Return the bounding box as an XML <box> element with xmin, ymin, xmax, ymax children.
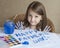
<box><xmin>0</xmin><ymin>27</ymin><xmax>9</xmax><ymax>48</ymax></box>
<box><xmin>0</xmin><ymin>27</ymin><xmax>60</xmax><ymax>48</ymax></box>
<box><xmin>0</xmin><ymin>27</ymin><xmax>23</xmax><ymax>48</ymax></box>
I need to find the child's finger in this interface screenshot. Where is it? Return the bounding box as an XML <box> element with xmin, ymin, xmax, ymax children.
<box><xmin>44</xmin><ymin>26</ymin><xmax>48</xmax><ymax>30</ymax></box>
<box><xmin>46</xmin><ymin>26</ymin><xmax>50</xmax><ymax>31</ymax></box>
<box><xmin>44</xmin><ymin>25</ymin><xmax>48</xmax><ymax>31</ymax></box>
<box><xmin>18</xmin><ymin>21</ymin><xmax>21</xmax><ymax>27</ymax></box>
<box><xmin>47</xmin><ymin>28</ymin><xmax>51</xmax><ymax>32</ymax></box>
<box><xmin>16</xmin><ymin>21</ymin><xmax>20</xmax><ymax>28</ymax></box>
<box><xmin>43</xmin><ymin>26</ymin><xmax>51</xmax><ymax>32</ymax></box>
<box><xmin>16</xmin><ymin>22</ymin><xmax>18</xmax><ymax>26</ymax></box>
<box><xmin>15</xmin><ymin>25</ymin><xmax>18</xmax><ymax>29</ymax></box>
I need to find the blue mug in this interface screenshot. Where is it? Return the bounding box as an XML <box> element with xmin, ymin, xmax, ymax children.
<box><xmin>4</xmin><ymin>20</ymin><xmax>15</xmax><ymax>34</ymax></box>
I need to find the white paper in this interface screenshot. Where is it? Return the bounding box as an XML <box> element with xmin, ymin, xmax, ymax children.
<box><xmin>10</xmin><ymin>29</ymin><xmax>60</xmax><ymax>48</ymax></box>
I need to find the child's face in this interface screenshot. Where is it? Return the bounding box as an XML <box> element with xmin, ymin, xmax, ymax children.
<box><xmin>28</xmin><ymin>9</ymin><xmax>42</xmax><ymax>27</ymax></box>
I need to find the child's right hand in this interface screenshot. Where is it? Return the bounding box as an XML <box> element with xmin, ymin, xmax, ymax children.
<box><xmin>15</xmin><ymin>21</ymin><xmax>24</xmax><ymax>29</ymax></box>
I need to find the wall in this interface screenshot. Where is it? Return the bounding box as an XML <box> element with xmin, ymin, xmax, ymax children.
<box><xmin>0</xmin><ymin>0</ymin><xmax>60</xmax><ymax>33</ymax></box>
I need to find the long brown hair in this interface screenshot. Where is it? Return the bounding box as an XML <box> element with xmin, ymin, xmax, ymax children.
<box><xmin>24</xmin><ymin>1</ymin><xmax>47</xmax><ymax>31</ymax></box>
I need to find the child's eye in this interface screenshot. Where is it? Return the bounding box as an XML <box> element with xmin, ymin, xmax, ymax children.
<box><xmin>35</xmin><ymin>16</ymin><xmax>38</xmax><ymax>18</ymax></box>
<box><xmin>28</xmin><ymin>14</ymin><xmax>32</xmax><ymax>16</ymax></box>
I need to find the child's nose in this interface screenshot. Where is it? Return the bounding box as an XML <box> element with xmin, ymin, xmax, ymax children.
<box><xmin>31</xmin><ymin>17</ymin><xmax>35</xmax><ymax>22</ymax></box>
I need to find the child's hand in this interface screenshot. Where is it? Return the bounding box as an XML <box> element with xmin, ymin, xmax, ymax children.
<box><xmin>15</xmin><ymin>21</ymin><xmax>24</xmax><ymax>29</ymax></box>
<box><xmin>43</xmin><ymin>25</ymin><xmax>51</xmax><ymax>32</ymax></box>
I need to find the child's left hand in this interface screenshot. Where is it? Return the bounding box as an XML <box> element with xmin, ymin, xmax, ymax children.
<box><xmin>43</xmin><ymin>25</ymin><xmax>51</xmax><ymax>32</ymax></box>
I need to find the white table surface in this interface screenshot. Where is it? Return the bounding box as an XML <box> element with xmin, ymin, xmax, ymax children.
<box><xmin>0</xmin><ymin>27</ymin><xmax>60</xmax><ymax>48</ymax></box>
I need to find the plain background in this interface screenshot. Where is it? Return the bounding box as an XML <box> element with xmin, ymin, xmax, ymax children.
<box><xmin>0</xmin><ymin>0</ymin><xmax>60</xmax><ymax>33</ymax></box>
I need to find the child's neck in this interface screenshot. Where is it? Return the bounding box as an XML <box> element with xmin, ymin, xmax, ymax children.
<box><xmin>29</xmin><ymin>25</ymin><xmax>36</xmax><ymax>30</ymax></box>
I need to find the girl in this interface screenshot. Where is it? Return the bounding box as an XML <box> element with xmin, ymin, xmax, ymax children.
<box><xmin>15</xmin><ymin>1</ymin><xmax>51</xmax><ymax>32</ymax></box>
